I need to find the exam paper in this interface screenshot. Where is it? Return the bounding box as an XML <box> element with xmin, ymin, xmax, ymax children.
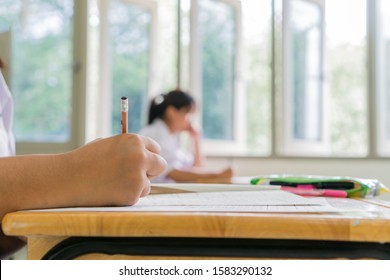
<box><xmin>118</xmin><ymin>191</ymin><xmax>338</xmax><ymax>212</ymax></box>
<box><xmin>151</xmin><ymin>183</ymin><xmax>279</xmax><ymax>193</ymax></box>
<box><xmin>29</xmin><ymin>190</ymin><xmax>342</xmax><ymax>213</ymax></box>
<box><xmin>140</xmin><ymin>190</ymin><xmax>309</xmax><ymax>206</ymax></box>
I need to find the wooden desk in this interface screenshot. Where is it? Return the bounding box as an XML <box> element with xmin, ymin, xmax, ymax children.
<box><xmin>3</xmin><ymin>197</ymin><xmax>390</xmax><ymax>260</ymax></box>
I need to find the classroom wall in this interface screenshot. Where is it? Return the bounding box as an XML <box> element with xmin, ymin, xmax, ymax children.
<box><xmin>206</xmin><ymin>157</ymin><xmax>390</xmax><ymax>186</ymax></box>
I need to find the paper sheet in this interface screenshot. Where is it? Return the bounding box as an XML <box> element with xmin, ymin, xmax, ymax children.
<box><xmin>151</xmin><ymin>183</ymin><xmax>279</xmax><ymax>193</ymax></box>
<box><xmin>30</xmin><ymin>190</ymin><xmax>342</xmax><ymax>213</ymax></box>
<box><xmin>141</xmin><ymin>190</ymin><xmax>309</xmax><ymax>206</ymax></box>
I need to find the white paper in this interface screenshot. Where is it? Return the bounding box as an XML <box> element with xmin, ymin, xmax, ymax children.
<box><xmin>151</xmin><ymin>183</ymin><xmax>280</xmax><ymax>192</ymax></box>
<box><xmin>29</xmin><ymin>190</ymin><xmax>342</xmax><ymax>213</ymax></box>
<box><xmin>140</xmin><ymin>190</ymin><xmax>308</xmax><ymax>206</ymax></box>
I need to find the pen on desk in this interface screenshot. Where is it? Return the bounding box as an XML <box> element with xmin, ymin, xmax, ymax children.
<box><xmin>268</xmin><ymin>180</ymin><xmax>355</xmax><ymax>190</ymax></box>
<box><xmin>121</xmin><ymin>96</ymin><xmax>128</xmax><ymax>134</ymax></box>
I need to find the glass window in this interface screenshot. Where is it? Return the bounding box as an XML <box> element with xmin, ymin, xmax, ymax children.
<box><xmin>326</xmin><ymin>0</ymin><xmax>367</xmax><ymax>156</ymax></box>
<box><xmin>376</xmin><ymin>0</ymin><xmax>390</xmax><ymax>156</ymax></box>
<box><xmin>242</xmin><ymin>0</ymin><xmax>272</xmax><ymax>155</ymax></box>
<box><xmin>381</xmin><ymin>1</ymin><xmax>390</xmax><ymax>141</ymax></box>
<box><xmin>199</xmin><ymin>0</ymin><xmax>236</xmax><ymax>140</ymax></box>
<box><xmin>387</xmin><ymin>37</ymin><xmax>390</xmax><ymax>139</ymax></box>
<box><xmin>291</xmin><ymin>0</ymin><xmax>323</xmax><ymax>141</ymax></box>
<box><xmin>108</xmin><ymin>0</ymin><xmax>151</xmax><ymax>134</ymax></box>
<box><xmin>0</xmin><ymin>0</ymin><xmax>73</xmax><ymax>142</ymax></box>
<box><xmin>159</xmin><ymin>0</ymin><xmax>178</xmax><ymax>92</ymax></box>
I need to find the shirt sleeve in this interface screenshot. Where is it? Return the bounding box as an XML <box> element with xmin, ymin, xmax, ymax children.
<box><xmin>139</xmin><ymin>122</ymin><xmax>194</xmax><ymax>183</ymax></box>
<box><xmin>0</xmin><ymin>71</ymin><xmax>16</xmax><ymax>157</ymax></box>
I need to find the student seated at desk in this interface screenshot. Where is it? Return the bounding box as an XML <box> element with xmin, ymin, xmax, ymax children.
<box><xmin>0</xmin><ymin>57</ymin><xmax>167</xmax><ymax>259</ymax></box>
<box><xmin>139</xmin><ymin>89</ymin><xmax>233</xmax><ymax>183</ymax></box>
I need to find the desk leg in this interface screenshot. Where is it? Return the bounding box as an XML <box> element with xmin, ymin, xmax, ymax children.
<box><xmin>27</xmin><ymin>236</ymin><xmax>67</xmax><ymax>260</ymax></box>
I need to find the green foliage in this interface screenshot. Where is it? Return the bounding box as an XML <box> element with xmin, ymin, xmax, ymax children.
<box><xmin>110</xmin><ymin>3</ymin><xmax>150</xmax><ymax>134</ymax></box>
<box><xmin>1</xmin><ymin>0</ymin><xmax>373</xmax><ymax>156</ymax></box>
<box><xmin>1</xmin><ymin>0</ymin><xmax>73</xmax><ymax>142</ymax></box>
<box><xmin>245</xmin><ymin>44</ymin><xmax>271</xmax><ymax>154</ymax></box>
<box><xmin>329</xmin><ymin>44</ymin><xmax>367</xmax><ymax>155</ymax></box>
<box><xmin>200</xmin><ymin>1</ymin><xmax>235</xmax><ymax>140</ymax></box>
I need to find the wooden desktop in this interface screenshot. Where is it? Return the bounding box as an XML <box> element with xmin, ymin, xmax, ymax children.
<box><xmin>2</xmin><ymin>193</ymin><xmax>390</xmax><ymax>259</ymax></box>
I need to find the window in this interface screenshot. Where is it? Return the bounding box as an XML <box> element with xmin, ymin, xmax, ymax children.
<box><xmin>191</xmin><ymin>0</ymin><xmax>245</xmax><ymax>154</ymax></box>
<box><xmin>1</xmin><ymin>0</ymin><xmax>389</xmax><ymax>160</ymax></box>
<box><xmin>291</xmin><ymin>0</ymin><xmax>323</xmax><ymax>142</ymax></box>
<box><xmin>281</xmin><ymin>0</ymin><xmax>328</xmax><ymax>155</ymax></box>
<box><xmin>188</xmin><ymin>0</ymin><xmax>272</xmax><ymax>155</ymax></box>
<box><xmin>377</xmin><ymin>0</ymin><xmax>390</xmax><ymax>156</ymax></box>
<box><xmin>280</xmin><ymin>0</ymin><xmax>368</xmax><ymax>157</ymax></box>
<box><xmin>159</xmin><ymin>0</ymin><xmax>179</xmax><ymax>92</ymax></box>
<box><xmin>326</xmin><ymin>0</ymin><xmax>367</xmax><ymax>156</ymax></box>
<box><xmin>0</xmin><ymin>0</ymin><xmax>76</xmax><ymax>153</ymax></box>
<box><xmin>87</xmin><ymin>0</ymin><xmax>157</xmax><ymax>139</ymax></box>
<box><xmin>242</xmin><ymin>0</ymin><xmax>272</xmax><ymax>155</ymax></box>
<box><xmin>108</xmin><ymin>1</ymin><xmax>152</xmax><ymax>134</ymax></box>
<box><xmin>199</xmin><ymin>0</ymin><xmax>236</xmax><ymax>141</ymax></box>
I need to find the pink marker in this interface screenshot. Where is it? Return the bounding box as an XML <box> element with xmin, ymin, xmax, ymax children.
<box><xmin>296</xmin><ymin>184</ymin><xmax>316</xmax><ymax>190</ymax></box>
<box><xmin>281</xmin><ymin>186</ymin><xmax>348</xmax><ymax>198</ymax></box>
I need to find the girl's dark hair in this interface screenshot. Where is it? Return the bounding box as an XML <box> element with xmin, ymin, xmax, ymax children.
<box><xmin>148</xmin><ymin>89</ymin><xmax>195</xmax><ymax>124</ymax></box>
<box><xmin>0</xmin><ymin>57</ymin><xmax>5</xmax><ymax>69</ymax></box>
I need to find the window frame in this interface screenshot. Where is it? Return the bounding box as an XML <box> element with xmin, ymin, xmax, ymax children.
<box><xmin>374</xmin><ymin>0</ymin><xmax>390</xmax><ymax>157</ymax></box>
<box><xmin>7</xmin><ymin>0</ymin><xmax>390</xmax><ymax>159</ymax></box>
<box><xmin>10</xmin><ymin>0</ymin><xmax>87</xmax><ymax>154</ymax></box>
<box><xmin>278</xmin><ymin>0</ymin><xmax>330</xmax><ymax>156</ymax></box>
<box><xmin>190</xmin><ymin>0</ymin><xmax>245</xmax><ymax>155</ymax></box>
<box><xmin>90</xmin><ymin>0</ymin><xmax>158</xmax><ymax>140</ymax></box>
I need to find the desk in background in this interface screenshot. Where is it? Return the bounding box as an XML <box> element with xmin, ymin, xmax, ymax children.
<box><xmin>3</xmin><ymin>197</ymin><xmax>390</xmax><ymax>260</ymax></box>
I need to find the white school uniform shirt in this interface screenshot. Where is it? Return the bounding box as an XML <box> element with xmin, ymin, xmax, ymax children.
<box><xmin>0</xmin><ymin>71</ymin><xmax>15</xmax><ymax>157</ymax></box>
<box><xmin>139</xmin><ymin>119</ymin><xmax>193</xmax><ymax>183</ymax></box>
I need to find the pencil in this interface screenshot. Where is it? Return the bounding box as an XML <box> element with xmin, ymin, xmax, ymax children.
<box><xmin>121</xmin><ymin>96</ymin><xmax>128</xmax><ymax>134</ymax></box>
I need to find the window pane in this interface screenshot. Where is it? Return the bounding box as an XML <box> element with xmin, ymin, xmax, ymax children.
<box><xmin>109</xmin><ymin>1</ymin><xmax>151</xmax><ymax>134</ymax></box>
<box><xmin>387</xmin><ymin>35</ymin><xmax>390</xmax><ymax>139</ymax></box>
<box><xmin>243</xmin><ymin>0</ymin><xmax>272</xmax><ymax>155</ymax></box>
<box><xmin>381</xmin><ymin>1</ymin><xmax>390</xmax><ymax>141</ymax></box>
<box><xmin>0</xmin><ymin>0</ymin><xmax>73</xmax><ymax>142</ymax></box>
<box><xmin>326</xmin><ymin>0</ymin><xmax>367</xmax><ymax>156</ymax></box>
<box><xmin>291</xmin><ymin>0</ymin><xmax>323</xmax><ymax>141</ymax></box>
<box><xmin>199</xmin><ymin>0</ymin><xmax>236</xmax><ymax>140</ymax></box>
<box><xmin>159</xmin><ymin>0</ymin><xmax>178</xmax><ymax>91</ymax></box>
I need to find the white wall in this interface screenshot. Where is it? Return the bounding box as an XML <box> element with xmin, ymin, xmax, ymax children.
<box><xmin>206</xmin><ymin>157</ymin><xmax>390</xmax><ymax>186</ymax></box>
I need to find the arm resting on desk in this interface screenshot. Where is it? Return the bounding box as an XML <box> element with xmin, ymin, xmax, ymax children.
<box><xmin>0</xmin><ymin>134</ymin><xmax>166</xmax><ymax>221</ymax></box>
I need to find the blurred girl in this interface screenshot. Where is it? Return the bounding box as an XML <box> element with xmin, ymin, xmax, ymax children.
<box><xmin>139</xmin><ymin>89</ymin><xmax>233</xmax><ymax>183</ymax></box>
<box><xmin>0</xmin><ymin>58</ymin><xmax>15</xmax><ymax>157</ymax></box>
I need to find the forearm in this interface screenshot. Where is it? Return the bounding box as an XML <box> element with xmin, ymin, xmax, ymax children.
<box><xmin>0</xmin><ymin>154</ymin><xmax>73</xmax><ymax>221</ymax></box>
<box><xmin>192</xmin><ymin>137</ymin><xmax>203</xmax><ymax>167</ymax></box>
<box><xmin>167</xmin><ymin>169</ymin><xmax>219</xmax><ymax>183</ymax></box>
<box><xmin>0</xmin><ymin>134</ymin><xmax>167</xmax><ymax>222</ymax></box>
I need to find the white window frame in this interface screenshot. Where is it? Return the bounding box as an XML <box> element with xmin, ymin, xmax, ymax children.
<box><xmin>14</xmin><ymin>0</ymin><xmax>88</xmax><ymax>154</ymax></box>
<box><xmin>190</xmin><ymin>0</ymin><xmax>244</xmax><ymax>156</ymax></box>
<box><xmin>92</xmin><ymin>0</ymin><xmax>158</xmax><ymax>139</ymax></box>
<box><xmin>279</xmin><ymin>0</ymin><xmax>330</xmax><ymax>156</ymax></box>
<box><xmin>375</xmin><ymin>0</ymin><xmax>390</xmax><ymax>156</ymax></box>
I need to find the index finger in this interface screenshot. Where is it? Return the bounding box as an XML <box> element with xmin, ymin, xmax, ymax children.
<box><xmin>140</xmin><ymin>135</ymin><xmax>161</xmax><ymax>154</ymax></box>
<box><xmin>145</xmin><ymin>152</ymin><xmax>167</xmax><ymax>179</ymax></box>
